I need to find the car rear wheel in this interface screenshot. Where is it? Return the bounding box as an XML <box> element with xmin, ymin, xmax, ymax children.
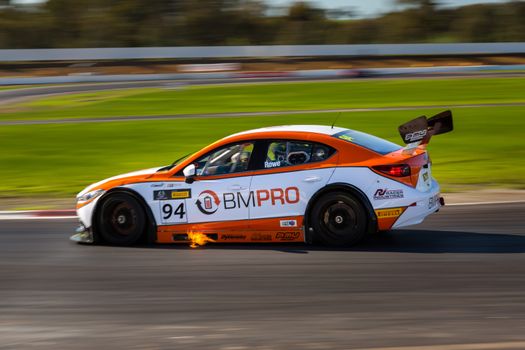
<box><xmin>310</xmin><ymin>193</ymin><xmax>368</xmax><ymax>246</ymax></box>
<box><xmin>97</xmin><ymin>193</ymin><xmax>146</xmax><ymax>246</ymax></box>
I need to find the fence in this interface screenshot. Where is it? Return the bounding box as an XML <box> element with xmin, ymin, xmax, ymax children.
<box><xmin>1</xmin><ymin>43</ymin><xmax>524</xmax><ymax>62</ymax></box>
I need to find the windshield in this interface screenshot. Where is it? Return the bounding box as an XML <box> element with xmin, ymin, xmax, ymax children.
<box><xmin>332</xmin><ymin>129</ymin><xmax>401</xmax><ymax>155</ymax></box>
<box><xmin>156</xmin><ymin>152</ymin><xmax>193</xmax><ymax>172</ymax></box>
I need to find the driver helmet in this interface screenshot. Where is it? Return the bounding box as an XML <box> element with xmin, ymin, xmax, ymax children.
<box><xmin>269</xmin><ymin>142</ymin><xmax>286</xmax><ymax>161</ymax></box>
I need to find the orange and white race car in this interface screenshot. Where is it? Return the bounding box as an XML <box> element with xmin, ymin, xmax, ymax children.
<box><xmin>72</xmin><ymin>111</ymin><xmax>452</xmax><ymax>247</ymax></box>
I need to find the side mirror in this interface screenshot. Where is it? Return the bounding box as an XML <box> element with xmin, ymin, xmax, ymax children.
<box><xmin>183</xmin><ymin>164</ymin><xmax>196</xmax><ymax>183</ymax></box>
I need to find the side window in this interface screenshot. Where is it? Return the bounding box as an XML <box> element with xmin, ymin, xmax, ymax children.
<box><xmin>311</xmin><ymin>143</ymin><xmax>333</xmax><ymax>162</ymax></box>
<box><xmin>264</xmin><ymin>141</ymin><xmax>333</xmax><ymax>169</ymax></box>
<box><xmin>196</xmin><ymin>142</ymin><xmax>254</xmax><ymax>176</ymax></box>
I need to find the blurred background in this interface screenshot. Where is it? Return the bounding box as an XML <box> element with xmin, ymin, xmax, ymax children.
<box><xmin>1</xmin><ymin>2</ymin><xmax>525</xmax><ymax>350</ymax></box>
<box><xmin>0</xmin><ymin>0</ymin><xmax>524</xmax><ymax>208</ymax></box>
<box><xmin>0</xmin><ymin>0</ymin><xmax>524</xmax><ymax>47</ymax></box>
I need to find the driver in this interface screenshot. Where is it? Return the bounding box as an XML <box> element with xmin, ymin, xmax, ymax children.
<box><xmin>238</xmin><ymin>151</ymin><xmax>250</xmax><ymax>171</ymax></box>
<box><xmin>229</xmin><ymin>150</ymin><xmax>251</xmax><ymax>173</ymax></box>
<box><xmin>267</xmin><ymin>142</ymin><xmax>287</xmax><ymax>163</ymax></box>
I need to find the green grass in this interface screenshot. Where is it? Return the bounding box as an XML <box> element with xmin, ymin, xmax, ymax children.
<box><xmin>0</xmin><ymin>85</ymin><xmax>39</xmax><ymax>91</ymax></box>
<box><xmin>1</xmin><ymin>106</ymin><xmax>524</xmax><ymax>197</ymax></box>
<box><xmin>2</xmin><ymin>77</ymin><xmax>525</xmax><ymax>121</ymax></box>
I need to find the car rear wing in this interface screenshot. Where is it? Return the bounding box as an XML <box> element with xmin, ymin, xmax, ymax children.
<box><xmin>398</xmin><ymin>110</ymin><xmax>453</xmax><ymax>153</ymax></box>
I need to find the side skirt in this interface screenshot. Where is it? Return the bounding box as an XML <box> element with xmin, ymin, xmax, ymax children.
<box><xmin>156</xmin><ymin>216</ymin><xmax>305</xmax><ymax>244</ymax></box>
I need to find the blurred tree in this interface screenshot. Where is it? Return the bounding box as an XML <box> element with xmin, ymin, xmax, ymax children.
<box><xmin>288</xmin><ymin>1</ymin><xmax>325</xmax><ymax>21</ymax></box>
<box><xmin>451</xmin><ymin>4</ymin><xmax>497</xmax><ymax>42</ymax></box>
<box><xmin>44</xmin><ymin>0</ymin><xmax>85</xmax><ymax>46</ymax></box>
<box><xmin>273</xmin><ymin>1</ymin><xmax>330</xmax><ymax>44</ymax></box>
<box><xmin>395</xmin><ymin>0</ymin><xmax>439</xmax><ymax>41</ymax></box>
<box><xmin>0</xmin><ymin>0</ymin><xmax>523</xmax><ymax>48</ymax></box>
<box><xmin>396</xmin><ymin>0</ymin><xmax>437</xmax><ymax>11</ymax></box>
<box><xmin>326</xmin><ymin>7</ymin><xmax>354</xmax><ymax>20</ymax></box>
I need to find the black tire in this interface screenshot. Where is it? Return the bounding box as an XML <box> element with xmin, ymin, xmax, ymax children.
<box><xmin>310</xmin><ymin>192</ymin><xmax>368</xmax><ymax>246</ymax></box>
<box><xmin>96</xmin><ymin>193</ymin><xmax>146</xmax><ymax>246</ymax></box>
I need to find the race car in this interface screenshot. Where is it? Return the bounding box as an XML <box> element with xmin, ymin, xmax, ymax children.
<box><xmin>72</xmin><ymin>110</ymin><xmax>453</xmax><ymax>247</ymax></box>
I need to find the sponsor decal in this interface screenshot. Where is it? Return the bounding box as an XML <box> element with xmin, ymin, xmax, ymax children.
<box><xmin>154</xmin><ymin>190</ymin><xmax>168</xmax><ymax>200</ymax></box>
<box><xmin>280</xmin><ymin>219</ymin><xmax>297</xmax><ymax>227</ymax></box>
<box><xmin>375</xmin><ymin>207</ymin><xmax>404</xmax><ymax>219</ymax></box>
<box><xmin>276</xmin><ymin>232</ymin><xmax>301</xmax><ymax>241</ymax></box>
<box><xmin>428</xmin><ymin>194</ymin><xmax>440</xmax><ymax>209</ymax></box>
<box><xmin>374</xmin><ymin>188</ymin><xmax>404</xmax><ymax>200</ymax></box>
<box><xmin>171</xmin><ymin>190</ymin><xmax>191</xmax><ymax>199</ymax></box>
<box><xmin>154</xmin><ymin>189</ymin><xmax>191</xmax><ymax>200</ymax></box>
<box><xmin>264</xmin><ymin>160</ymin><xmax>281</xmax><ymax>168</ymax></box>
<box><xmin>404</xmin><ymin>129</ymin><xmax>427</xmax><ymax>142</ymax></box>
<box><xmin>196</xmin><ymin>190</ymin><xmax>221</xmax><ymax>215</ymax></box>
<box><xmin>338</xmin><ymin>134</ymin><xmax>354</xmax><ymax>142</ymax></box>
<box><xmin>196</xmin><ymin>186</ymin><xmax>300</xmax><ymax>215</ymax></box>
<box><xmin>221</xmin><ymin>234</ymin><xmax>246</xmax><ymax>240</ymax></box>
<box><xmin>422</xmin><ymin>172</ymin><xmax>429</xmax><ymax>182</ymax></box>
<box><xmin>251</xmin><ymin>233</ymin><xmax>272</xmax><ymax>241</ymax></box>
<box><xmin>150</xmin><ymin>183</ymin><xmax>164</xmax><ymax>188</ymax></box>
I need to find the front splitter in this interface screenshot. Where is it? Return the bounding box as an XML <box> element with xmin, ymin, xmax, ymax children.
<box><xmin>70</xmin><ymin>224</ymin><xmax>94</xmax><ymax>244</ymax></box>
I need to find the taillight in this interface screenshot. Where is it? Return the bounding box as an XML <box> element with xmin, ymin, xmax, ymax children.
<box><xmin>373</xmin><ymin>164</ymin><xmax>411</xmax><ymax>177</ymax></box>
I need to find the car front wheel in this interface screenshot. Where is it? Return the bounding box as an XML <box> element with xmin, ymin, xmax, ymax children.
<box><xmin>97</xmin><ymin>193</ymin><xmax>146</xmax><ymax>246</ymax></box>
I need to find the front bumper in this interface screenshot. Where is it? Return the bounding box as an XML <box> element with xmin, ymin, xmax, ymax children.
<box><xmin>71</xmin><ymin>196</ymin><xmax>101</xmax><ymax>243</ymax></box>
<box><xmin>70</xmin><ymin>222</ymin><xmax>94</xmax><ymax>244</ymax></box>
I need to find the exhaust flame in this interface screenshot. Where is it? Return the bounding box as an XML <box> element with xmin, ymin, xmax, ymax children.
<box><xmin>187</xmin><ymin>230</ymin><xmax>215</xmax><ymax>248</ymax></box>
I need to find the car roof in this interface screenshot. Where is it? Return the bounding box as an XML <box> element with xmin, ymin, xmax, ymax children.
<box><xmin>230</xmin><ymin>125</ymin><xmax>348</xmax><ymax>138</ymax></box>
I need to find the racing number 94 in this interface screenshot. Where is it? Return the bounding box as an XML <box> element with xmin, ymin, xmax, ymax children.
<box><xmin>161</xmin><ymin>201</ymin><xmax>187</xmax><ymax>224</ymax></box>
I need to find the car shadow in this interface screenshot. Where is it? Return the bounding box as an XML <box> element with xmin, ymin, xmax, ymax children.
<box><xmin>133</xmin><ymin>229</ymin><xmax>525</xmax><ymax>254</ymax></box>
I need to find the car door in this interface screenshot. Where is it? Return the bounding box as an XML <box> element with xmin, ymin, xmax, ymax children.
<box><xmin>248</xmin><ymin>140</ymin><xmax>337</xmax><ymax>237</ymax></box>
<box><xmin>185</xmin><ymin>141</ymin><xmax>254</xmax><ymax>226</ymax></box>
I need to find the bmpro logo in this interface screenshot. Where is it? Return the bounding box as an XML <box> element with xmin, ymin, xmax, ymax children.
<box><xmin>223</xmin><ymin>187</ymin><xmax>300</xmax><ymax>209</ymax></box>
<box><xmin>195</xmin><ymin>187</ymin><xmax>300</xmax><ymax>215</ymax></box>
<box><xmin>196</xmin><ymin>190</ymin><xmax>221</xmax><ymax>215</ymax></box>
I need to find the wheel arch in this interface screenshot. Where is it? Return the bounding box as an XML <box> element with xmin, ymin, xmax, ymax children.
<box><xmin>93</xmin><ymin>187</ymin><xmax>158</xmax><ymax>244</ymax></box>
<box><xmin>304</xmin><ymin>183</ymin><xmax>377</xmax><ymax>244</ymax></box>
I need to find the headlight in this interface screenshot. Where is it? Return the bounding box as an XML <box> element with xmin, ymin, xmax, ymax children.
<box><xmin>77</xmin><ymin>189</ymin><xmax>105</xmax><ymax>203</ymax></box>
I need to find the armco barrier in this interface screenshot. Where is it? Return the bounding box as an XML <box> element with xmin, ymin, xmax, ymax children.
<box><xmin>0</xmin><ymin>43</ymin><xmax>524</xmax><ymax>62</ymax></box>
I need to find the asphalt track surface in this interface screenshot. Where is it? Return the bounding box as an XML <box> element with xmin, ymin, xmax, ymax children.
<box><xmin>2</xmin><ymin>72</ymin><xmax>524</xmax><ymax>106</ymax></box>
<box><xmin>1</xmin><ymin>74</ymin><xmax>523</xmax><ymax>106</ymax></box>
<box><xmin>0</xmin><ymin>78</ymin><xmax>343</xmax><ymax>105</ymax></box>
<box><xmin>1</xmin><ymin>202</ymin><xmax>525</xmax><ymax>350</ymax></box>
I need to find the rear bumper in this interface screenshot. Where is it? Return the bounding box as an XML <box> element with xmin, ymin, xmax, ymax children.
<box><xmin>392</xmin><ymin>180</ymin><xmax>443</xmax><ymax>229</ymax></box>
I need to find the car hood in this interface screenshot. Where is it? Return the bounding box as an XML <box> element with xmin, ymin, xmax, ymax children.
<box><xmin>77</xmin><ymin>167</ymin><xmax>162</xmax><ymax>197</ymax></box>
